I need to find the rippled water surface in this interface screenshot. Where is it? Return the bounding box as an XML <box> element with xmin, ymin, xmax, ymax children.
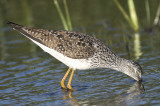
<box><xmin>0</xmin><ymin>0</ymin><xmax>160</xmax><ymax>105</ymax></box>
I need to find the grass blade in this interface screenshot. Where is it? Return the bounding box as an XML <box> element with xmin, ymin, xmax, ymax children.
<box><xmin>128</xmin><ymin>0</ymin><xmax>139</xmax><ymax>32</ymax></box>
<box><xmin>63</xmin><ymin>0</ymin><xmax>72</xmax><ymax>30</ymax></box>
<box><xmin>54</xmin><ymin>0</ymin><xmax>69</xmax><ymax>30</ymax></box>
<box><xmin>154</xmin><ymin>3</ymin><xmax>160</xmax><ymax>26</ymax></box>
<box><xmin>114</xmin><ymin>0</ymin><xmax>133</xmax><ymax>26</ymax></box>
<box><xmin>145</xmin><ymin>0</ymin><xmax>151</xmax><ymax>25</ymax></box>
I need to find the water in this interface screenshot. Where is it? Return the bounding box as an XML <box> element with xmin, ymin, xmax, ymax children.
<box><xmin>0</xmin><ymin>0</ymin><xmax>160</xmax><ymax>105</ymax></box>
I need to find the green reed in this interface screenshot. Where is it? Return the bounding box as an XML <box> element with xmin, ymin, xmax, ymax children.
<box><xmin>145</xmin><ymin>0</ymin><xmax>160</xmax><ymax>27</ymax></box>
<box><xmin>53</xmin><ymin>0</ymin><xmax>72</xmax><ymax>30</ymax></box>
<box><xmin>153</xmin><ymin>3</ymin><xmax>160</xmax><ymax>26</ymax></box>
<box><xmin>145</xmin><ymin>0</ymin><xmax>151</xmax><ymax>26</ymax></box>
<box><xmin>114</xmin><ymin>0</ymin><xmax>139</xmax><ymax>32</ymax></box>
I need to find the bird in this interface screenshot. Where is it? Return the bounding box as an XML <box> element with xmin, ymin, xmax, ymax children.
<box><xmin>7</xmin><ymin>21</ymin><xmax>142</xmax><ymax>90</ymax></box>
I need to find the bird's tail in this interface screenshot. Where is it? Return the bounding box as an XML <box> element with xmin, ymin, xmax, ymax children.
<box><xmin>7</xmin><ymin>21</ymin><xmax>45</xmax><ymax>45</ymax></box>
<box><xmin>7</xmin><ymin>21</ymin><xmax>24</xmax><ymax>31</ymax></box>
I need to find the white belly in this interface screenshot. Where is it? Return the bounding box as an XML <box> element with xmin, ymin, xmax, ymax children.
<box><xmin>25</xmin><ymin>36</ymin><xmax>91</xmax><ymax>70</ymax></box>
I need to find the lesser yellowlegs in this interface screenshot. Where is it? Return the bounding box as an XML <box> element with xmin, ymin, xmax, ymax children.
<box><xmin>8</xmin><ymin>22</ymin><xmax>142</xmax><ymax>90</ymax></box>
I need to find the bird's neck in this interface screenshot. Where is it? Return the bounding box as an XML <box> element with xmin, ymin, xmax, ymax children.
<box><xmin>108</xmin><ymin>56</ymin><xmax>128</xmax><ymax>71</ymax></box>
<box><xmin>106</xmin><ymin>57</ymin><xmax>136</xmax><ymax>80</ymax></box>
<box><xmin>102</xmin><ymin>55</ymin><xmax>129</xmax><ymax>74</ymax></box>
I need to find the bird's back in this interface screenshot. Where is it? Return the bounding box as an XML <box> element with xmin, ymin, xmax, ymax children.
<box><xmin>7</xmin><ymin>22</ymin><xmax>115</xmax><ymax>60</ymax></box>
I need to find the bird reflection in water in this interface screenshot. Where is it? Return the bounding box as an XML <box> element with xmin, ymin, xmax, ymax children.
<box><xmin>62</xmin><ymin>89</ymin><xmax>79</xmax><ymax>106</ymax></box>
<box><xmin>62</xmin><ymin>82</ymin><xmax>144</xmax><ymax>106</ymax></box>
<box><xmin>124</xmin><ymin>82</ymin><xmax>145</xmax><ymax>105</ymax></box>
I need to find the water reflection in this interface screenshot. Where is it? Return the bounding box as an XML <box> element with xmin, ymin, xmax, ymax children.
<box><xmin>124</xmin><ymin>82</ymin><xmax>144</xmax><ymax>105</ymax></box>
<box><xmin>134</xmin><ymin>33</ymin><xmax>142</xmax><ymax>60</ymax></box>
<box><xmin>62</xmin><ymin>82</ymin><xmax>144</xmax><ymax>106</ymax></box>
<box><xmin>62</xmin><ymin>89</ymin><xmax>78</xmax><ymax>106</ymax></box>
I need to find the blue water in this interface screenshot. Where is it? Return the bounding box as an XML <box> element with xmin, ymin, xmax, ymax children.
<box><xmin>0</xmin><ymin>0</ymin><xmax>160</xmax><ymax>105</ymax></box>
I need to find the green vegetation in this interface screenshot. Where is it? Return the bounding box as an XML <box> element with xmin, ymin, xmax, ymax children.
<box><xmin>53</xmin><ymin>0</ymin><xmax>72</xmax><ymax>30</ymax></box>
<box><xmin>114</xmin><ymin>0</ymin><xmax>142</xmax><ymax>60</ymax></box>
<box><xmin>114</xmin><ymin>0</ymin><xmax>139</xmax><ymax>32</ymax></box>
<box><xmin>145</xmin><ymin>0</ymin><xmax>160</xmax><ymax>27</ymax></box>
<box><xmin>153</xmin><ymin>3</ymin><xmax>160</xmax><ymax>26</ymax></box>
<box><xmin>114</xmin><ymin>0</ymin><xmax>160</xmax><ymax>32</ymax></box>
<box><xmin>145</xmin><ymin>0</ymin><xmax>151</xmax><ymax>26</ymax></box>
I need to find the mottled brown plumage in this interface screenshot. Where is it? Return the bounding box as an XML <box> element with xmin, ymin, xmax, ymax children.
<box><xmin>8</xmin><ymin>22</ymin><xmax>112</xmax><ymax>59</ymax></box>
<box><xmin>8</xmin><ymin>21</ymin><xmax>142</xmax><ymax>90</ymax></box>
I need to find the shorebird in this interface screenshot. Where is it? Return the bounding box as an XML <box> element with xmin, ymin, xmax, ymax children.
<box><xmin>8</xmin><ymin>21</ymin><xmax>142</xmax><ymax>90</ymax></box>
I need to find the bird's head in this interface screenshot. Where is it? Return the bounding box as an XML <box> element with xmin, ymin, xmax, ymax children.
<box><xmin>120</xmin><ymin>60</ymin><xmax>142</xmax><ymax>82</ymax></box>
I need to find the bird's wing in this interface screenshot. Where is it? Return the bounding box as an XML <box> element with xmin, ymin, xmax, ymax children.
<box><xmin>7</xmin><ymin>22</ymin><xmax>97</xmax><ymax>59</ymax></box>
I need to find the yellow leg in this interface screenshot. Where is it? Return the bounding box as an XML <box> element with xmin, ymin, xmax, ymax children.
<box><xmin>61</xmin><ymin>68</ymin><xmax>72</xmax><ymax>89</ymax></box>
<box><xmin>67</xmin><ymin>69</ymin><xmax>75</xmax><ymax>90</ymax></box>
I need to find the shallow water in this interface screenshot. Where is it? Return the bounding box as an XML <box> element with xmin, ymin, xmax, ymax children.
<box><xmin>1</xmin><ymin>0</ymin><xmax>160</xmax><ymax>105</ymax></box>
